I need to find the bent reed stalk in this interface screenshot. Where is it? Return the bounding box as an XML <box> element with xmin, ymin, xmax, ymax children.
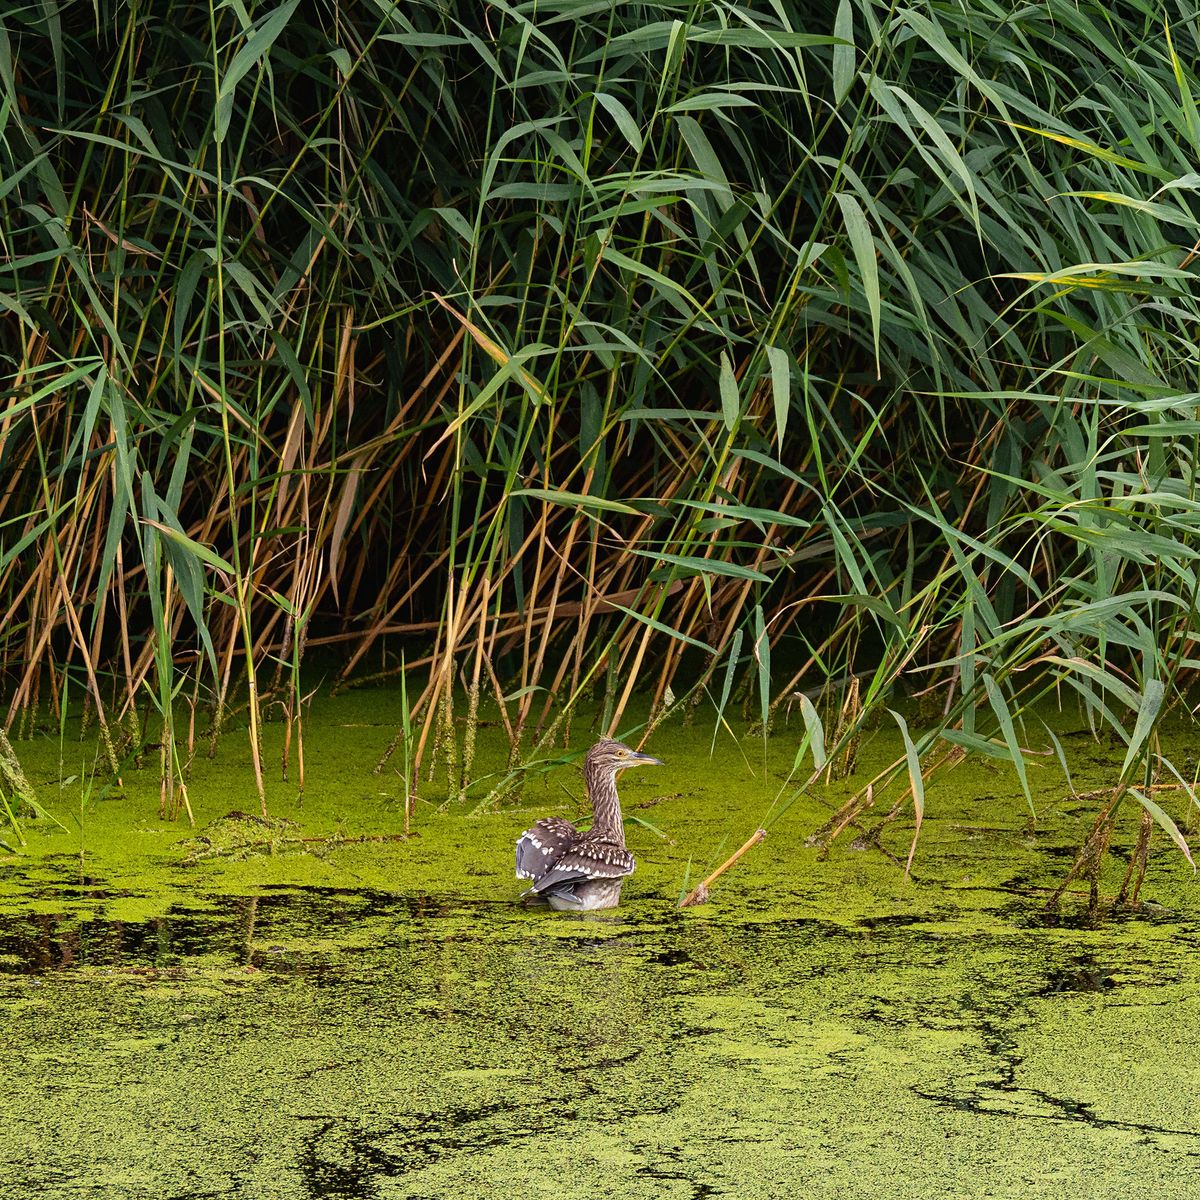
<box><xmin>1</xmin><ymin>2</ymin><xmax>1199</xmax><ymax>882</ymax></box>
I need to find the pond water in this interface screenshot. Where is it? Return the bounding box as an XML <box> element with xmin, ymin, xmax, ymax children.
<box><xmin>2</xmin><ymin>701</ymin><xmax>1199</xmax><ymax>1197</ymax></box>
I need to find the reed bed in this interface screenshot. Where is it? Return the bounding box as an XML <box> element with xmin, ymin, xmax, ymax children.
<box><xmin>2</xmin><ymin>1</ymin><xmax>1199</xmax><ymax>895</ymax></box>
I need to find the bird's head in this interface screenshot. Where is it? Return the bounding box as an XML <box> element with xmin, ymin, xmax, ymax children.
<box><xmin>586</xmin><ymin>738</ymin><xmax>664</xmax><ymax>775</ymax></box>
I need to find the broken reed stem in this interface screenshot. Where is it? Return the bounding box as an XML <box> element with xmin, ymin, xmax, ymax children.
<box><xmin>679</xmin><ymin>828</ymin><xmax>766</xmax><ymax>907</ymax></box>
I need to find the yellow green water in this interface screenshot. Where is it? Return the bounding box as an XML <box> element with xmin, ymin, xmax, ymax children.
<box><xmin>2</xmin><ymin>692</ymin><xmax>1199</xmax><ymax>1197</ymax></box>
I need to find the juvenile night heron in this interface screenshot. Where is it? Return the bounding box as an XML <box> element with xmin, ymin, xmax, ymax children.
<box><xmin>515</xmin><ymin>739</ymin><xmax>663</xmax><ymax>911</ymax></box>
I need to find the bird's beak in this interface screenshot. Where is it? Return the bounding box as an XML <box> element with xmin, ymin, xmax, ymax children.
<box><xmin>631</xmin><ymin>751</ymin><xmax>664</xmax><ymax>766</ymax></box>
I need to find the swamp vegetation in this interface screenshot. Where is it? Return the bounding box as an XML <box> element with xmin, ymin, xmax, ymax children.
<box><xmin>5</xmin><ymin>699</ymin><xmax>1200</xmax><ymax>1197</ymax></box>
<box><xmin>2</xmin><ymin>0</ymin><xmax>1200</xmax><ymax>891</ymax></box>
<box><xmin>3</xmin><ymin>0</ymin><xmax>1200</xmax><ymax>1192</ymax></box>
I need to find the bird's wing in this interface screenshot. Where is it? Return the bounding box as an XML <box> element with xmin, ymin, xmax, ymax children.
<box><xmin>527</xmin><ymin>837</ymin><xmax>635</xmax><ymax>894</ymax></box>
<box><xmin>515</xmin><ymin>817</ymin><xmax>579</xmax><ymax>880</ymax></box>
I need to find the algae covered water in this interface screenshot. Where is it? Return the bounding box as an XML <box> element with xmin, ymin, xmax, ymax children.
<box><xmin>2</xmin><ymin>698</ymin><xmax>1199</xmax><ymax>1198</ymax></box>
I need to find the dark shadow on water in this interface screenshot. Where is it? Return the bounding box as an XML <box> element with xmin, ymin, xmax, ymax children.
<box><xmin>1019</xmin><ymin>898</ymin><xmax>1183</xmax><ymax>932</ymax></box>
<box><xmin>1039</xmin><ymin>955</ymin><xmax>1118</xmax><ymax>995</ymax></box>
<box><xmin>856</xmin><ymin>912</ymin><xmax>925</xmax><ymax>930</ymax></box>
<box><xmin>0</xmin><ymin>885</ymin><xmax>520</xmax><ymax>976</ymax></box>
<box><xmin>0</xmin><ymin>904</ymin><xmax>239</xmax><ymax>974</ymax></box>
<box><xmin>0</xmin><ymin>877</ymin><xmax>692</xmax><ymax>977</ymax></box>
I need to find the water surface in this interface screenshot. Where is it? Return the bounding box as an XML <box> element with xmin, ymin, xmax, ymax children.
<box><xmin>5</xmin><ymin>873</ymin><xmax>1200</xmax><ymax>1198</ymax></box>
<box><xmin>3</xmin><ymin>706</ymin><xmax>1199</xmax><ymax>1197</ymax></box>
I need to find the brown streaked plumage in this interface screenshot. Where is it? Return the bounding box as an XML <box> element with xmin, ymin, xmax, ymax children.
<box><xmin>515</xmin><ymin>739</ymin><xmax>663</xmax><ymax>911</ymax></box>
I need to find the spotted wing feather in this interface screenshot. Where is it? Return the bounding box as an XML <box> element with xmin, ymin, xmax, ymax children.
<box><xmin>527</xmin><ymin>835</ymin><xmax>635</xmax><ymax>895</ymax></box>
<box><xmin>515</xmin><ymin>817</ymin><xmax>579</xmax><ymax>881</ymax></box>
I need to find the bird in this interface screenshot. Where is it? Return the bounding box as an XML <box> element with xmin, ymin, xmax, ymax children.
<box><xmin>515</xmin><ymin>738</ymin><xmax>663</xmax><ymax>911</ymax></box>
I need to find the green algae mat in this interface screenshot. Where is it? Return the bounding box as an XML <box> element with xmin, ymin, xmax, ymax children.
<box><xmin>3</xmin><ymin>699</ymin><xmax>1199</xmax><ymax>1198</ymax></box>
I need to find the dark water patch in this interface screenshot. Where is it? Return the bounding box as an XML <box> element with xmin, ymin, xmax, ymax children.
<box><xmin>915</xmin><ymin>1074</ymin><xmax>1200</xmax><ymax>1141</ymax></box>
<box><xmin>856</xmin><ymin>1001</ymin><xmax>907</xmax><ymax>1027</ymax></box>
<box><xmin>27</xmin><ymin>879</ymin><xmax>139</xmax><ymax>900</ymax></box>
<box><xmin>296</xmin><ymin>1116</ymin><xmax>409</xmax><ymax>1197</ymax></box>
<box><xmin>0</xmin><ymin>906</ymin><xmax>237</xmax><ymax>974</ymax></box>
<box><xmin>0</xmin><ymin>884</ymin><xmax>556</xmax><ymax>977</ymax></box>
<box><xmin>1021</xmin><ymin>899</ymin><xmax>1183</xmax><ymax>932</ymax></box>
<box><xmin>1038</xmin><ymin>844</ymin><xmax>1084</xmax><ymax>859</ymax></box>
<box><xmin>906</xmin><ymin>978</ymin><xmax>1200</xmax><ymax>1149</ymax></box>
<box><xmin>294</xmin><ymin>1093</ymin><xmax>598</xmax><ymax>1196</ymax></box>
<box><xmin>561</xmin><ymin>1047</ymin><xmax>646</xmax><ymax>1073</ymax></box>
<box><xmin>856</xmin><ymin>913</ymin><xmax>924</xmax><ymax>930</ymax></box>
<box><xmin>1040</xmin><ymin>957</ymin><xmax>1118</xmax><ymax>995</ymax></box>
<box><xmin>913</xmin><ymin>1003</ymin><xmax>1200</xmax><ymax>1142</ymax></box>
<box><xmin>0</xmin><ymin>888</ymin><xmax>379</xmax><ymax>976</ymax></box>
<box><xmin>650</xmin><ymin>948</ymin><xmax>695</xmax><ymax>966</ymax></box>
<box><xmin>637</xmin><ymin>1155</ymin><xmax>725</xmax><ymax>1199</ymax></box>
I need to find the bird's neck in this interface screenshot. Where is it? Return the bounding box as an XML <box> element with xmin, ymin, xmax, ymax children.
<box><xmin>585</xmin><ymin>763</ymin><xmax>625</xmax><ymax>845</ymax></box>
